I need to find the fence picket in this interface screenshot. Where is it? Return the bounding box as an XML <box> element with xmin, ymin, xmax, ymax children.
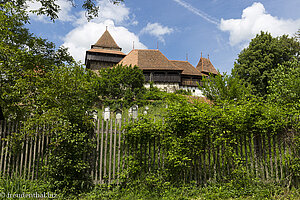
<box><xmin>0</xmin><ymin>119</ymin><xmax>298</xmax><ymax>187</ymax></box>
<box><xmin>7</xmin><ymin>122</ymin><xmax>15</xmax><ymax>176</ymax></box>
<box><xmin>262</xmin><ymin>133</ymin><xmax>268</xmax><ymax>180</ymax></box>
<box><xmin>244</xmin><ymin>134</ymin><xmax>248</xmax><ymax>172</ymax></box>
<box><xmin>36</xmin><ymin>125</ymin><xmax>42</xmax><ymax>179</ymax></box>
<box><xmin>95</xmin><ymin>119</ymin><xmax>100</xmax><ymax>183</ymax></box>
<box><xmin>3</xmin><ymin>122</ymin><xmax>10</xmax><ymax>176</ymax></box>
<box><xmin>258</xmin><ymin>133</ymin><xmax>265</xmax><ymax>180</ymax></box>
<box><xmin>212</xmin><ymin>138</ymin><xmax>216</xmax><ymax>181</ymax></box>
<box><xmin>39</xmin><ymin>125</ymin><xmax>46</xmax><ymax>178</ymax></box>
<box><xmin>0</xmin><ymin>121</ymin><xmax>3</xmax><ymax>174</ymax></box>
<box><xmin>108</xmin><ymin>119</ymin><xmax>113</xmax><ymax>184</ymax></box>
<box><xmin>117</xmin><ymin>119</ymin><xmax>122</xmax><ymax>185</ymax></box>
<box><xmin>248</xmin><ymin>134</ymin><xmax>254</xmax><ymax>176</ymax></box>
<box><xmin>113</xmin><ymin>119</ymin><xmax>117</xmax><ymax>182</ymax></box>
<box><xmin>122</xmin><ymin>118</ymin><xmax>126</xmax><ymax>174</ymax></box>
<box><xmin>268</xmin><ymin>134</ymin><xmax>273</xmax><ymax>180</ymax></box>
<box><xmin>148</xmin><ymin>133</ymin><xmax>151</xmax><ymax>172</ymax></box>
<box><xmin>14</xmin><ymin>122</ymin><xmax>21</xmax><ymax>176</ymax></box>
<box><xmin>31</xmin><ymin>127</ymin><xmax>38</xmax><ymax>180</ymax></box>
<box><xmin>202</xmin><ymin>145</ymin><xmax>207</xmax><ymax>184</ymax></box>
<box><xmin>103</xmin><ymin>120</ymin><xmax>109</xmax><ymax>183</ymax></box>
<box><xmin>273</xmin><ymin>134</ymin><xmax>279</xmax><ymax>182</ymax></box>
<box><xmin>99</xmin><ymin>119</ymin><xmax>104</xmax><ymax>184</ymax></box>
<box><xmin>207</xmin><ymin>135</ymin><xmax>211</xmax><ymax>181</ymax></box>
<box><xmin>278</xmin><ymin>134</ymin><xmax>283</xmax><ymax>180</ymax></box>
<box><xmin>19</xmin><ymin>123</ymin><xmax>25</xmax><ymax>176</ymax></box>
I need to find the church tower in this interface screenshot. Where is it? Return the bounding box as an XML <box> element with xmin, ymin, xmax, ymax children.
<box><xmin>85</xmin><ymin>28</ymin><xmax>126</xmax><ymax>70</ymax></box>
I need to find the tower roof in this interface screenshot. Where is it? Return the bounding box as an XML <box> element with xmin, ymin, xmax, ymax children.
<box><xmin>93</xmin><ymin>30</ymin><xmax>121</xmax><ymax>50</ymax></box>
<box><xmin>118</xmin><ymin>49</ymin><xmax>182</xmax><ymax>71</ymax></box>
<box><xmin>196</xmin><ymin>57</ymin><xmax>219</xmax><ymax>75</ymax></box>
<box><xmin>170</xmin><ymin>60</ymin><xmax>207</xmax><ymax>76</ymax></box>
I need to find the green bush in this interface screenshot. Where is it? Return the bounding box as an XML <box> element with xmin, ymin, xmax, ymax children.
<box><xmin>175</xmin><ymin>89</ymin><xmax>192</xmax><ymax>95</ymax></box>
<box><xmin>0</xmin><ymin>174</ymin><xmax>52</xmax><ymax>198</ymax></box>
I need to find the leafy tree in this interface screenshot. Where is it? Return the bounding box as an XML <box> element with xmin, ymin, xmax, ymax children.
<box><xmin>97</xmin><ymin>64</ymin><xmax>145</xmax><ymax>108</ymax></box>
<box><xmin>233</xmin><ymin>31</ymin><xmax>300</xmax><ymax>97</ymax></box>
<box><xmin>174</xmin><ymin>89</ymin><xmax>192</xmax><ymax>95</ymax></box>
<box><xmin>2</xmin><ymin>0</ymin><xmax>124</xmax><ymax>21</ymax></box>
<box><xmin>267</xmin><ymin>57</ymin><xmax>300</xmax><ymax>108</ymax></box>
<box><xmin>200</xmin><ymin>73</ymin><xmax>252</xmax><ymax>103</ymax></box>
<box><xmin>0</xmin><ymin>3</ymin><xmax>99</xmax><ymax>195</ymax></box>
<box><xmin>0</xmin><ymin>3</ymin><xmax>74</xmax><ymax>120</ymax></box>
<box><xmin>296</xmin><ymin>29</ymin><xmax>300</xmax><ymax>41</ymax></box>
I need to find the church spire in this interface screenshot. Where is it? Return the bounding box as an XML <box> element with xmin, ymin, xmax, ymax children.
<box><xmin>92</xmin><ymin>28</ymin><xmax>121</xmax><ymax>51</ymax></box>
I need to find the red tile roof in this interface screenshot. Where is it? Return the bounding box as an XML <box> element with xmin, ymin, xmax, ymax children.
<box><xmin>196</xmin><ymin>57</ymin><xmax>219</xmax><ymax>75</ymax></box>
<box><xmin>119</xmin><ymin>49</ymin><xmax>182</xmax><ymax>71</ymax></box>
<box><xmin>170</xmin><ymin>60</ymin><xmax>207</xmax><ymax>76</ymax></box>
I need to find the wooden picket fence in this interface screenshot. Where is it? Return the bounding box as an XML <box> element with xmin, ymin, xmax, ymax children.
<box><xmin>0</xmin><ymin>121</ymin><xmax>50</xmax><ymax>180</ymax></box>
<box><xmin>0</xmin><ymin>119</ymin><xmax>298</xmax><ymax>186</ymax></box>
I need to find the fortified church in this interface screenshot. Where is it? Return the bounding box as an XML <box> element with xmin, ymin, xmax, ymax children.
<box><xmin>85</xmin><ymin>29</ymin><xmax>219</xmax><ymax>97</ymax></box>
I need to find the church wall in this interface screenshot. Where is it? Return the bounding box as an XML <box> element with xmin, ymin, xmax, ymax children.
<box><xmin>90</xmin><ymin>61</ymin><xmax>115</xmax><ymax>70</ymax></box>
<box><xmin>179</xmin><ymin>86</ymin><xmax>204</xmax><ymax>97</ymax></box>
<box><xmin>144</xmin><ymin>83</ymin><xmax>180</xmax><ymax>93</ymax></box>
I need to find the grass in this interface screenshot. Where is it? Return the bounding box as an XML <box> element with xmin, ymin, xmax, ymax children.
<box><xmin>1</xmin><ymin>175</ymin><xmax>299</xmax><ymax>199</ymax></box>
<box><xmin>0</xmin><ymin>174</ymin><xmax>53</xmax><ymax>198</ymax></box>
<box><xmin>78</xmin><ymin>182</ymin><xmax>300</xmax><ymax>200</ymax></box>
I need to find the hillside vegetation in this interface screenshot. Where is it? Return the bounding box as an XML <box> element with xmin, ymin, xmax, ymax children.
<box><xmin>1</xmin><ymin>2</ymin><xmax>300</xmax><ymax>199</ymax></box>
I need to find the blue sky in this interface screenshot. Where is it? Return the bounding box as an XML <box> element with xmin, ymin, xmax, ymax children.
<box><xmin>27</xmin><ymin>0</ymin><xmax>300</xmax><ymax>73</ymax></box>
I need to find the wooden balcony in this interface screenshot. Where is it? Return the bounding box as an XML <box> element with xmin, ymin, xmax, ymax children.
<box><xmin>181</xmin><ymin>79</ymin><xmax>203</xmax><ymax>87</ymax></box>
<box><xmin>144</xmin><ymin>74</ymin><xmax>181</xmax><ymax>83</ymax></box>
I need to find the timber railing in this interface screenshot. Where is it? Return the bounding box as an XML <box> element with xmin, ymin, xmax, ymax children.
<box><xmin>0</xmin><ymin>119</ymin><xmax>297</xmax><ymax>186</ymax></box>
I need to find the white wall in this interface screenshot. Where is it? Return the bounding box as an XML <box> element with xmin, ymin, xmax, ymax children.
<box><xmin>179</xmin><ymin>86</ymin><xmax>204</xmax><ymax>97</ymax></box>
<box><xmin>144</xmin><ymin>83</ymin><xmax>204</xmax><ymax>97</ymax></box>
<box><xmin>144</xmin><ymin>83</ymin><xmax>180</xmax><ymax>93</ymax></box>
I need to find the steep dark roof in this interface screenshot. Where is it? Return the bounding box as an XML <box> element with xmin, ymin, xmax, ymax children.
<box><xmin>119</xmin><ymin>49</ymin><xmax>182</xmax><ymax>71</ymax></box>
<box><xmin>196</xmin><ymin>57</ymin><xmax>219</xmax><ymax>75</ymax></box>
<box><xmin>170</xmin><ymin>60</ymin><xmax>207</xmax><ymax>76</ymax></box>
<box><xmin>93</xmin><ymin>30</ymin><xmax>121</xmax><ymax>50</ymax></box>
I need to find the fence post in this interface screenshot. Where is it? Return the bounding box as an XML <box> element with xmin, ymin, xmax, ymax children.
<box><xmin>0</xmin><ymin>120</ymin><xmax>4</xmax><ymax>175</ymax></box>
<box><xmin>3</xmin><ymin>122</ymin><xmax>10</xmax><ymax>176</ymax></box>
<box><xmin>113</xmin><ymin>119</ymin><xmax>117</xmax><ymax>182</ymax></box>
<box><xmin>99</xmin><ymin>119</ymin><xmax>104</xmax><ymax>184</ymax></box>
<box><xmin>117</xmin><ymin>118</ymin><xmax>122</xmax><ymax>185</ymax></box>
<box><xmin>103</xmin><ymin>119</ymin><xmax>109</xmax><ymax>184</ymax></box>
<box><xmin>94</xmin><ymin>118</ymin><xmax>100</xmax><ymax>184</ymax></box>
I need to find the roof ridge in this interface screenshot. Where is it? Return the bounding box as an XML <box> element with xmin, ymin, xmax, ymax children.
<box><xmin>157</xmin><ymin>50</ymin><xmax>182</xmax><ymax>71</ymax></box>
<box><xmin>170</xmin><ymin>60</ymin><xmax>189</xmax><ymax>62</ymax></box>
<box><xmin>132</xmin><ymin>49</ymin><xmax>159</xmax><ymax>51</ymax></box>
<box><xmin>171</xmin><ymin>60</ymin><xmax>203</xmax><ymax>76</ymax></box>
<box><xmin>118</xmin><ymin>49</ymin><xmax>182</xmax><ymax>71</ymax></box>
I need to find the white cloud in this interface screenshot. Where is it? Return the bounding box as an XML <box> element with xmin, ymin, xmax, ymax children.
<box><xmin>61</xmin><ymin>0</ymin><xmax>148</xmax><ymax>62</ymax></box>
<box><xmin>220</xmin><ymin>2</ymin><xmax>300</xmax><ymax>46</ymax></box>
<box><xmin>172</xmin><ymin>0</ymin><xmax>219</xmax><ymax>25</ymax></box>
<box><xmin>63</xmin><ymin>20</ymin><xmax>146</xmax><ymax>61</ymax></box>
<box><xmin>140</xmin><ymin>23</ymin><xmax>174</xmax><ymax>43</ymax></box>
<box><xmin>27</xmin><ymin>0</ymin><xmax>75</xmax><ymax>22</ymax></box>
